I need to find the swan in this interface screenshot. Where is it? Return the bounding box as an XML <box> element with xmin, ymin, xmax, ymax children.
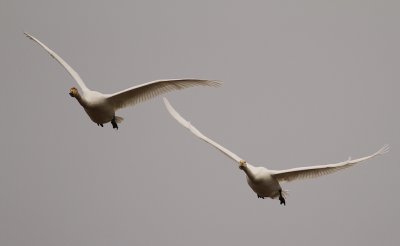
<box><xmin>163</xmin><ymin>98</ymin><xmax>389</xmax><ymax>205</ymax></box>
<box><xmin>24</xmin><ymin>33</ymin><xmax>221</xmax><ymax>129</ymax></box>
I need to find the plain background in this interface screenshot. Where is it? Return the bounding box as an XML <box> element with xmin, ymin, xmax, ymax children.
<box><xmin>1</xmin><ymin>0</ymin><xmax>399</xmax><ymax>245</ymax></box>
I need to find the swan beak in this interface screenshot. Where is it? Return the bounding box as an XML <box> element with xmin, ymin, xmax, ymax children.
<box><xmin>69</xmin><ymin>92</ymin><xmax>74</xmax><ymax>97</ymax></box>
<box><xmin>239</xmin><ymin>160</ymin><xmax>247</xmax><ymax>170</ymax></box>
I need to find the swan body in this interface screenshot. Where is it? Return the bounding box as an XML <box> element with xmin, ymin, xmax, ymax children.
<box><xmin>25</xmin><ymin>33</ymin><xmax>221</xmax><ymax>129</ymax></box>
<box><xmin>82</xmin><ymin>92</ymin><xmax>115</xmax><ymax>125</ymax></box>
<box><xmin>163</xmin><ymin>98</ymin><xmax>389</xmax><ymax>205</ymax></box>
<box><xmin>240</xmin><ymin>163</ymin><xmax>283</xmax><ymax>199</ymax></box>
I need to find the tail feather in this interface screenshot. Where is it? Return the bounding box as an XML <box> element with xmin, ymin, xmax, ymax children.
<box><xmin>281</xmin><ymin>189</ymin><xmax>289</xmax><ymax>199</ymax></box>
<box><xmin>115</xmin><ymin>116</ymin><xmax>124</xmax><ymax>123</ymax></box>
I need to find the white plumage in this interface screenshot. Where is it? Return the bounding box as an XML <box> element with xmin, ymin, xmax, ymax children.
<box><xmin>25</xmin><ymin>33</ymin><xmax>221</xmax><ymax>129</ymax></box>
<box><xmin>163</xmin><ymin>97</ymin><xmax>389</xmax><ymax>205</ymax></box>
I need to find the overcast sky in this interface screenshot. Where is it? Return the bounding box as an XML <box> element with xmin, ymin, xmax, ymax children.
<box><xmin>1</xmin><ymin>0</ymin><xmax>399</xmax><ymax>245</ymax></box>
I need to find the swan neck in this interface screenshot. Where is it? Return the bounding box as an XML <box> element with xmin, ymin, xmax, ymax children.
<box><xmin>74</xmin><ymin>92</ymin><xmax>86</xmax><ymax>107</ymax></box>
<box><xmin>241</xmin><ymin>163</ymin><xmax>257</xmax><ymax>182</ymax></box>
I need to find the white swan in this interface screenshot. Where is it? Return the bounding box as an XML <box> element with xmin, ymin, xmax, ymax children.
<box><xmin>24</xmin><ymin>33</ymin><xmax>221</xmax><ymax>129</ymax></box>
<box><xmin>163</xmin><ymin>98</ymin><xmax>389</xmax><ymax>205</ymax></box>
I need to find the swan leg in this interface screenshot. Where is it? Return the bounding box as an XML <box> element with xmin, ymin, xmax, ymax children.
<box><xmin>257</xmin><ymin>195</ymin><xmax>265</xmax><ymax>199</ymax></box>
<box><xmin>279</xmin><ymin>190</ymin><xmax>286</xmax><ymax>206</ymax></box>
<box><xmin>111</xmin><ymin>116</ymin><xmax>118</xmax><ymax>130</ymax></box>
<box><xmin>97</xmin><ymin>123</ymin><xmax>103</xmax><ymax>127</ymax></box>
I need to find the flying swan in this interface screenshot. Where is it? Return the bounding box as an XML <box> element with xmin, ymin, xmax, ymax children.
<box><xmin>163</xmin><ymin>98</ymin><xmax>389</xmax><ymax>205</ymax></box>
<box><xmin>24</xmin><ymin>33</ymin><xmax>221</xmax><ymax>129</ymax></box>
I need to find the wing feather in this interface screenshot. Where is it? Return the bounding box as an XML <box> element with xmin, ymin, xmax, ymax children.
<box><xmin>271</xmin><ymin>145</ymin><xmax>389</xmax><ymax>183</ymax></box>
<box><xmin>163</xmin><ymin>98</ymin><xmax>243</xmax><ymax>163</ymax></box>
<box><xmin>24</xmin><ymin>32</ymin><xmax>89</xmax><ymax>92</ymax></box>
<box><xmin>107</xmin><ymin>79</ymin><xmax>221</xmax><ymax>110</ymax></box>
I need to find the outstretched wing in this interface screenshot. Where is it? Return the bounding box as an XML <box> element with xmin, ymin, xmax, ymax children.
<box><xmin>271</xmin><ymin>145</ymin><xmax>389</xmax><ymax>183</ymax></box>
<box><xmin>163</xmin><ymin>97</ymin><xmax>243</xmax><ymax>163</ymax></box>
<box><xmin>24</xmin><ymin>32</ymin><xmax>89</xmax><ymax>92</ymax></box>
<box><xmin>106</xmin><ymin>79</ymin><xmax>221</xmax><ymax>110</ymax></box>
<box><xmin>164</xmin><ymin>97</ymin><xmax>243</xmax><ymax>163</ymax></box>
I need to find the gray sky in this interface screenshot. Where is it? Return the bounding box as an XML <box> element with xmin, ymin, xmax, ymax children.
<box><xmin>1</xmin><ymin>0</ymin><xmax>399</xmax><ymax>245</ymax></box>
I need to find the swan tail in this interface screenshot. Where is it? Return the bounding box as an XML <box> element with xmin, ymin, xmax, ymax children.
<box><xmin>281</xmin><ymin>189</ymin><xmax>289</xmax><ymax>199</ymax></box>
<box><xmin>115</xmin><ymin>116</ymin><xmax>124</xmax><ymax>123</ymax></box>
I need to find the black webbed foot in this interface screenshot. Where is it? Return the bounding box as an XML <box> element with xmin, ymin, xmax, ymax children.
<box><xmin>279</xmin><ymin>190</ymin><xmax>286</xmax><ymax>206</ymax></box>
<box><xmin>111</xmin><ymin>116</ymin><xmax>118</xmax><ymax>130</ymax></box>
<box><xmin>257</xmin><ymin>194</ymin><xmax>265</xmax><ymax>199</ymax></box>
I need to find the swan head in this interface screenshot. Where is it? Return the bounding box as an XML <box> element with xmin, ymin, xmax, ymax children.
<box><xmin>69</xmin><ymin>87</ymin><xmax>79</xmax><ymax>97</ymax></box>
<box><xmin>239</xmin><ymin>160</ymin><xmax>247</xmax><ymax>170</ymax></box>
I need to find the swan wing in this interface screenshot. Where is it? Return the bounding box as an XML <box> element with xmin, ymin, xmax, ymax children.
<box><xmin>24</xmin><ymin>32</ymin><xmax>89</xmax><ymax>92</ymax></box>
<box><xmin>271</xmin><ymin>145</ymin><xmax>389</xmax><ymax>183</ymax></box>
<box><xmin>163</xmin><ymin>97</ymin><xmax>243</xmax><ymax>163</ymax></box>
<box><xmin>106</xmin><ymin>79</ymin><xmax>221</xmax><ymax>110</ymax></box>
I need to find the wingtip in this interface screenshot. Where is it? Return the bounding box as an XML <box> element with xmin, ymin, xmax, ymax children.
<box><xmin>24</xmin><ymin>32</ymin><xmax>34</xmax><ymax>40</ymax></box>
<box><xmin>377</xmin><ymin>144</ymin><xmax>390</xmax><ymax>155</ymax></box>
<box><xmin>162</xmin><ymin>97</ymin><xmax>170</xmax><ymax>107</ymax></box>
<box><xmin>372</xmin><ymin>144</ymin><xmax>390</xmax><ymax>157</ymax></box>
<box><xmin>209</xmin><ymin>80</ymin><xmax>223</xmax><ymax>87</ymax></box>
<box><xmin>163</xmin><ymin>97</ymin><xmax>175</xmax><ymax>115</ymax></box>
